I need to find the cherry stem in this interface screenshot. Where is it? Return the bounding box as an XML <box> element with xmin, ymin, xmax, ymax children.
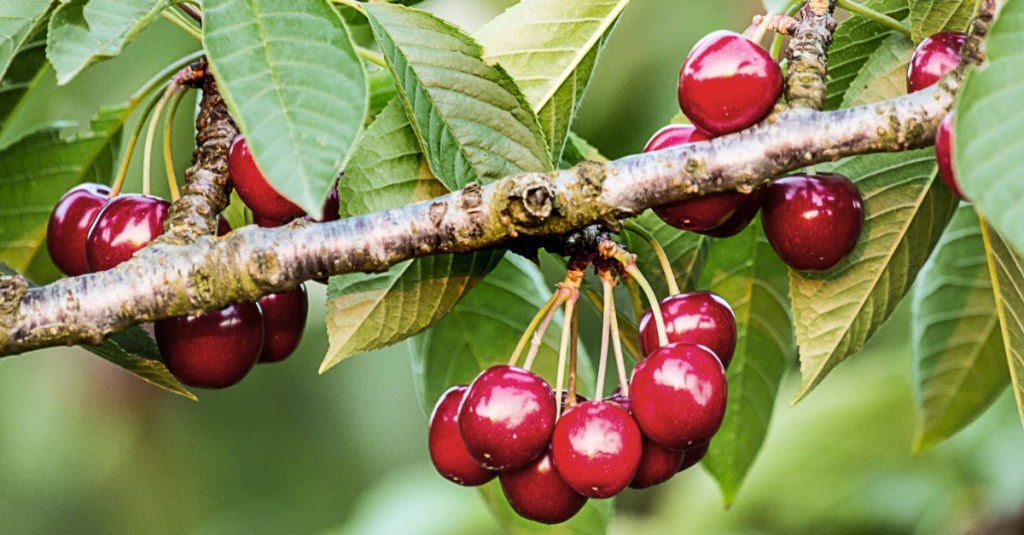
<box><xmin>163</xmin><ymin>89</ymin><xmax>187</xmax><ymax>202</ymax></box>
<box><xmin>510</xmin><ymin>288</ymin><xmax>563</xmax><ymax>367</ymax></box>
<box><xmin>357</xmin><ymin>47</ymin><xmax>387</xmax><ymax>69</ymax></box>
<box><xmin>835</xmin><ymin>0</ymin><xmax>912</xmax><ymax>38</ymax></box>
<box><xmin>606</xmin><ymin>277</ymin><xmax>630</xmax><ymax>397</ymax></box>
<box><xmin>176</xmin><ymin>2</ymin><xmax>202</xmax><ymax>24</ymax></box>
<box><xmin>330</xmin><ymin>0</ymin><xmax>365</xmax><ymax>15</ymax></box>
<box><xmin>110</xmin><ymin>86</ymin><xmax>168</xmax><ymax>197</ymax></box>
<box><xmin>554</xmin><ymin>292</ymin><xmax>578</xmax><ymax>420</ymax></box>
<box><xmin>623</xmin><ymin>220</ymin><xmax>679</xmax><ymax>295</ymax></box>
<box><xmin>748</xmin><ymin>9</ymin><xmax>778</xmax><ymax>45</ymax></box>
<box><xmin>143</xmin><ymin>83</ymin><xmax>181</xmax><ymax>197</ymax></box>
<box><xmin>624</xmin><ymin>263</ymin><xmax>669</xmax><ymax>347</ymax></box>
<box><xmin>623</xmin><ymin>276</ymin><xmax>645</xmax><ymax>325</ymax></box>
<box><xmin>521</xmin><ymin>270</ymin><xmax>581</xmax><ymax>370</ymax></box>
<box><xmin>160</xmin><ymin>9</ymin><xmax>201</xmax><ymax>41</ymax></box>
<box><xmin>594</xmin><ymin>273</ymin><xmax>614</xmax><ymax>401</ymax></box>
<box><xmin>579</xmin><ymin>282</ymin><xmax>642</xmax><ymax>363</ymax></box>
<box><xmin>567</xmin><ymin>296</ymin><xmax>579</xmax><ymax>408</ymax></box>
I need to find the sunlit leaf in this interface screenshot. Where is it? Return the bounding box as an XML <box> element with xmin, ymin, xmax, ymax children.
<box><xmin>909</xmin><ymin>0</ymin><xmax>977</xmax><ymax>43</ymax></box>
<box><xmin>0</xmin><ymin>10</ymin><xmax>49</xmax><ymax>135</ymax></box>
<box><xmin>980</xmin><ymin>217</ymin><xmax>1024</xmax><ymax>428</ymax></box>
<box><xmin>825</xmin><ymin>0</ymin><xmax>910</xmax><ymax>109</ymax></box>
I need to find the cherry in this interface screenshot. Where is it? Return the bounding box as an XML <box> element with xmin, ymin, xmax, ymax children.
<box><xmin>228</xmin><ymin>136</ymin><xmax>306</xmax><ymax>222</ymax></box>
<box><xmin>319</xmin><ymin>179</ymin><xmax>341</xmax><ymax>222</ymax></box>
<box><xmin>217</xmin><ymin>215</ymin><xmax>232</xmax><ymax>236</ymax></box>
<box><xmin>155</xmin><ymin>302</ymin><xmax>264</xmax><ymax>389</ymax></box>
<box><xmin>701</xmin><ymin>185</ymin><xmax>766</xmax><ymax>238</ymax></box>
<box><xmin>907</xmin><ymin>32</ymin><xmax>967</xmax><ymax>93</ymax></box>
<box><xmin>629</xmin><ymin>343</ymin><xmax>728</xmax><ymax>449</ymax></box>
<box><xmin>637</xmin><ymin>291</ymin><xmax>737</xmax><ymax>368</ymax></box>
<box><xmin>677</xmin><ymin>441</ymin><xmax>710</xmax><ymax>473</ymax></box>
<box><xmin>46</xmin><ymin>183</ymin><xmax>111</xmax><ymax>276</ymax></box>
<box><xmin>677</xmin><ymin>30</ymin><xmax>783</xmax><ymax>136</ymax></box>
<box><xmin>428</xmin><ymin>386</ymin><xmax>496</xmax><ymax>486</ymax></box>
<box><xmin>550</xmin><ymin>400</ymin><xmax>642</xmax><ymax>499</ymax></box>
<box><xmin>458</xmin><ymin>365</ymin><xmax>556</xmax><ymax>471</ymax></box>
<box><xmin>644</xmin><ymin>124</ymin><xmax>713</xmax><ymax>149</ymax></box>
<box><xmin>253</xmin><ymin>213</ymin><xmax>292</xmax><ymax>228</ymax></box>
<box><xmin>499</xmin><ymin>447</ymin><xmax>587</xmax><ymax>525</ymax></box>
<box><xmin>604</xmin><ymin>394</ymin><xmax>684</xmax><ymax>489</ymax></box>
<box><xmin>935</xmin><ymin>112</ymin><xmax>967</xmax><ymax>201</ymax></box>
<box><xmin>761</xmin><ymin>173</ymin><xmax>864</xmax><ymax>271</ymax></box>
<box><xmin>256</xmin><ymin>284</ymin><xmax>308</xmax><ymax>363</ymax></box>
<box><xmin>85</xmin><ymin>194</ymin><xmax>169</xmax><ymax>272</ymax></box>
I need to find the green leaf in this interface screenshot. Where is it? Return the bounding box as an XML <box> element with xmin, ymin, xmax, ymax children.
<box><xmin>912</xmin><ymin>205</ymin><xmax>1008</xmax><ymax>451</ymax></box>
<box><xmin>475</xmin><ymin>0</ymin><xmax>627</xmax><ymax>162</ymax></box>
<box><xmin>955</xmin><ymin>0</ymin><xmax>1024</xmax><ymax>256</ymax></box>
<box><xmin>620</xmin><ymin>211</ymin><xmax>711</xmax><ymax>298</ymax></box>
<box><xmin>825</xmin><ymin>0</ymin><xmax>910</xmax><ymax>109</ymax></box>
<box><xmin>0</xmin><ymin>0</ymin><xmax>51</xmax><ymax>79</ymax></box>
<box><xmin>980</xmin><ymin>219</ymin><xmax>1024</xmax><ymax>429</ymax></box>
<box><xmin>477</xmin><ymin>479</ymin><xmax>611</xmax><ymax>535</ymax></box>
<box><xmin>791</xmin><ymin>150</ymin><xmax>957</xmax><ymax>401</ymax></box>
<box><xmin>367</xmin><ymin>68</ymin><xmax>399</xmax><ymax>125</ymax></box>
<box><xmin>699</xmin><ymin>221</ymin><xmax>794</xmax><ymax>504</ymax></box>
<box><xmin>364</xmin><ymin>3</ymin><xmax>551</xmax><ymax>190</ymax></box>
<box><xmin>84</xmin><ymin>327</ymin><xmax>197</xmax><ymax>400</ymax></box>
<box><xmin>0</xmin><ymin>106</ymin><xmax>124</xmax><ymax>281</ymax></box>
<box><xmin>46</xmin><ymin>0</ymin><xmax>169</xmax><ymax>85</ymax></box>
<box><xmin>0</xmin><ymin>13</ymin><xmax>48</xmax><ymax>135</ymax></box>
<box><xmin>840</xmin><ymin>33</ymin><xmax>914</xmax><ymax>108</ymax></box>
<box><xmin>203</xmin><ymin>0</ymin><xmax>367</xmax><ymax>216</ymax></box>
<box><xmin>909</xmin><ymin>0</ymin><xmax>976</xmax><ymax>43</ymax></box>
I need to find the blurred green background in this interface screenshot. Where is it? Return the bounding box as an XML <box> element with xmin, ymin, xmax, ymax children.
<box><xmin>2</xmin><ymin>0</ymin><xmax>1023</xmax><ymax>533</ymax></box>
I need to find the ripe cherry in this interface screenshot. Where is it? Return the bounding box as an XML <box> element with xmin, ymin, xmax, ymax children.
<box><xmin>155</xmin><ymin>302</ymin><xmax>264</xmax><ymax>389</ymax></box>
<box><xmin>217</xmin><ymin>215</ymin><xmax>232</xmax><ymax>236</ymax></box>
<box><xmin>935</xmin><ymin>112</ymin><xmax>967</xmax><ymax>201</ymax></box>
<box><xmin>228</xmin><ymin>136</ymin><xmax>306</xmax><ymax>222</ymax></box>
<box><xmin>85</xmin><ymin>194</ymin><xmax>169</xmax><ymax>272</ymax></box>
<box><xmin>907</xmin><ymin>32</ymin><xmax>967</xmax><ymax>93</ymax></box>
<box><xmin>605</xmin><ymin>394</ymin><xmax>684</xmax><ymax>489</ymax></box>
<box><xmin>678</xmin><ymin>30</ymin><xmax>783</xmax><ymax>135</ymax></box>
<box><xmin>499</xmin><ymin>447</ymin><xmax>587</xmax><ymax>525</ymax></box>
<box><xmin>677</xmin><ymin>441</ymin><xmax>710</xmax><ymax>473</ymax></box>
<box><xmin>428</xmin><ymin>386</ymin><xmax>496</xmax><ymax>486</ymax></box>
<box><xmin>256</xmin><ymin>284</ymin><xmax>308</xmax><ymax>363</ymax></box>
<box><xmin>551</xmin><ymin>400</ymin><xmax>642</xmax><ymax>499</ymax></box>
<box><xmin>701</xmin><ymin>185</ymin><xmax>766</xmax><ymax>238</ymax></box>
<box><xmin>46</xmin><ymin>183</ymin><xmax>111</xmax><ymax>276</ymax></box>
<box><xmin>638</xmin><ymin>291</ymin><xmax>737</xmax><ymax>368</ymax></box>
<box><xmin>761</xmin><ymin>173</ymin><xmax>864</xmax><ymax>271</ymax></box>
<box><xmin>319</xmin><ymin>180</ymin><xmax>341</xmax><ymax>222</ymax></box>
<box><xmin>458</xmin><ymin>365</ymin><xmax>556</xmax><ymax>471</ymax></box>
<box><xmin>629</xmin><ymin>343</ymin><xmax>728</xmax><ymax>449</ymax></box>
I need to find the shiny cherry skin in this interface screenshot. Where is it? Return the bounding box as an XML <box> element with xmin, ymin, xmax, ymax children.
<box><xmin>678</xmin><ymin>30</ymin><xmax>783</xmax><ymax>135</ymax></box>
<box><xmin>701</xmin><ymin>185</ymin><xmax>766</xmax><ymax>238</ymax></box>
<box><xmin>217</xmin><ymin>215</ymin><xmax>232</xmax><ymax>236</ymax></box>
<box><xmin>551</xmin><ymin>400</ymin><xmax>642</xmax><ymax>498</ymax></box>
<box><xmin>428</xmin><ymin>386</ymin><xmax>496</xmax><ymax>486</ymax></box>
<box><xmin>256</xmin><ymin>284</ymin><xmax>308</xmax><ymax>363</ymax></box>
<box><xmin>907</xmin><ymin>32</ymin><xmax>967</xmax><ymax>93</ymax></box>
<box><xmin>935</xmin><ymin>112</ymin><xmax>967</xmax><ymax>201</ymax></box>
<box><xmin>46</xmin><ymin>183</ymin><xmax>111</xmax><ymax>276</ymax></box>
<box><xmin>761</xmin><ymin>173</ymin><xmax>864</xmax><ymax>271</ymax></box>
<box><xmin>155</xmin><ymin>302</ymin><xmax>264</xmax><ymax>389</ymax></box>
<box><xmin>499</xmin><ymin>447</ymin><xmax>587</xmax><ymax>525</ymax></box>
<box><xmin>677</xmin><ymin>441</ymin><xmax>710</xmax><ymax>472</ymax></box>
<box><xmin>629</xmin><ymin>343</ymin><xmax>728</xmax><ymax>449</ymax></box>
<box><xmin>228</xmin><ymin>136</ymin><xmax>306</xmax><ymax>222</ymax></box>
<box><xmin>85</xmin><ymin>194</ymin><xmax>169</xmax><ymax>272</ymax></box>
<box><xmin>605</xmin><ymin>394</ymin><xmax>684</xmax><ymax>489</ymax></box>
<box><xmin>638</xmin><ymin>291</ymin><xmax>737</xmax><ymax>368</ymax></box>
<box><xmin>458</xmin><ymin>365</ymin><xmax>556</xmax><ymax>471</ymax></box>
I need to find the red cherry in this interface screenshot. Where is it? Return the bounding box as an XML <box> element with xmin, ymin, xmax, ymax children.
<box><xmin>678</xmin><ymin>30</ymin><xmax>783</xmax><ymax>135</ymax></box>
<box><xmin>629</xmin><ymin>343</ymin><xmax>728</xmax><ymax>449</ymax></box>
<box><xmin>46</xmin><ymin>183</ymin><xmax>111</xmax><ymax>276</ymax></box>
<box><xmin>643</xmin><ymin>124</ymin><xmax>713</xmax><ymax>150</ymax></box>
<box><xmin>677</xmin><ymin>440</ymin><xmax>710</xmax><ymax>472</ymax></box>
<box><xmin>217</xmin><ymin>215</ymin><xmax>232</xmax><ymax>236</ymax></box>
<box><xmin>428</xmin><ymin>386</ymin><xmax>496</xmax><ymax>486</ymax></box>
<box><xmin>638</xmin><ymin>291</ymin><xmax>737</xmax><ymax>368</ymax></box>
<box><xmin>603</xmin><ymin>394</ymin><xmax>684</xmax><ymax>489</ymax></box>
<box><xmin>907</xmin><ymin>32</ymin><xmax>967</xmax><ymax>93</ymax></box>
<box><xmin>319</xmin><ymin>179</ymin><xmax>341</xmax><ymax>222</ymax></box>
<box><xmin>155</xmin><ymin>302</ymin><xmax>264</xmax><ymax>389</ymax></box>
<box><xmin>550</xmin><ymin>400</ymin><xmax>642</xmax><ymax>499</ymax></box>
<box><xmin>228</xmin><ymin>136</ymin><xmax>306</xmax><ymax>222</ymax></box>
<box><xmin>701</xmin><ymin>185</ymin><xmax>766</xmax><ymax>238</ymax></box>
<box><xmin>458</xmin><ymin>365</ymin><xmax>556</xmax><ymax>471</ymax></box>
<box><xmin>499</xmin><ymin>448</ymin><xmax>587</xmax><ymax>525</ymax></box>
<box><xmin>761</xmin><ymin>173</ymin><xmax>864</xmax><ymax>271</ymax></box>
<box><xmin>253</xmin><ymin>213</ymin><xmax>292</xmax><ymax>228</ymax></box>
<box><xmin>85</xmin><ymin>194</ymin><xmax>169</xmax><ymax>272</ymax></box>
<box><xmin>935</xmin><ymin>112</ymin><xmax>967</xmax><ymax>201</ymax></box>
<box><xmin>256</xmin><ymin>284</ymin><xmax>308</xmax><ymax>363</ymax></box>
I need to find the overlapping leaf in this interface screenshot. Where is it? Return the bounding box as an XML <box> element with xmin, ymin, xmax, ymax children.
<box><xmin>790</xmin><ymin>150</ymin><xmax>957</xmax><ymax>401</ymax></box>
<box><xmin>840</xmin><ymin>33</ymin><xmax>914</xmax><ymax>108</ymax></box>
<box><xmin>0</xmin><ymin>0</ymin><xmax>51</xmax><ymax>80</ymax></box>
<box><xmin>0</xmin><ymin>8</ymin><xmax>49</xmax><ymax>134</ymax></box>
<box><xmin>46</xmin><ymin>0</ymin><xmax>168</xmax><ymax>85</ymax></box>
<box><xmin>85</xmin><ymin>327</ymin><xmax>196</xmax><ymax>400</ymax></box>
<box><xmin>203</xmin><ymin>0</ymin><xmax>367</xmax><ymax>216</ymax></box>
<box><xmin>364</xmin><ymin>3</ymin><xmax>551</xmax><ymax>191</ymax></box>
<box><xmin>824</xmin><ymin>0</ymin><xmax>910</xmax><ymax>109</ymax></box>
<box><xmin>981</xmin><ymin>219</ymin><xmax>1024</xmax><ymax>427</ymax></box>
<box><xmin>909</xmin><ymin>0</ymin><xmax>977</xmax><ymax>43</ymax></box>
<box><xmin>699</xmin><ymin>221</ymin><xmax>793</xmax><ymax>504</ymax></box>
<box><xmin>955</xmin><ymin>0</ymin><xmax>1024</xmax><ymax>256</ymax></box>
<box><xmin>911</xmin><ymin>205</ymin><xmax>1007</xmax><ymax>451</ymax></box>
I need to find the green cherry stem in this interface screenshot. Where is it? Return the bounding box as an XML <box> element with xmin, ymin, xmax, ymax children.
<box><xmin>554</xmin><ymin>292</ymin><xmax>578</xmax><ymax>420</ymax></box>
<box><xmin>160</xmin><ymin>9</ymin><xmax>201</xmax><ymax>41</ymax></box>
<box><xmin>567</xmin><ymin>296</ymin><xmax>580</xmax><ymax>408</ymax></box>
<box><xmin>835</xmin><ymin>0</ymin><xmax>912</xmax><ymax>38</ymax></box>
<box><xmin>110</xmin><ymin>86</ymin><xmax>168</xmax><ymax>197</ymax></box>
<box><xmin>162</xmin><ymin>88</ymin><xmax>187</xmax><ymax>202</ymax></box>
<box><xmin>357</xmin><ymin>47</ymin><xmax>387</xmax><ymax>69</ymax></box>
<box><xmin>330</xmin><ymin>0</ymin><xmax>365</xmax><ymax>15</ymax></box>
<box><xmin>579</xmin><ymin>282</ymin><xmax>642</xmax><ymax>362</ymax></box>
<box><xmin>606</xmin><ymin>279</ymin><xmax>630</xmax><ymax>397</ymax></box>
<box><xmin>510</xmin><ymin>287</ymin><xmax>563</xmax><ymax>367</ymax></box>
<box><xmin>623</xmin><ymin>263</ymin><xmax>668</xmax><ymax>347</ymax></box>
<box><xmin>143</xmin><ymin>83</ymin><xmax>182</xmax><ymax>197</ymax></box>
<box><xmin>594</xmin><ymin>272</ymin><xmax>613</xmax><ymax>401</ymax></box>
<box><xmin>622</xmin><ymin>220</ymin><xmax>680</xmax><ymax>295</ymax></box>
<box><xmin>520</xmin><ymin>271</ymin><xmax>581</xmax><ymax>370</ymax></box>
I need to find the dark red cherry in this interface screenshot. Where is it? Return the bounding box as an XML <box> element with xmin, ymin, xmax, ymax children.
<box><xmin>499</xmin><ymin>448</ymin><xmax>587</xmax><ymax>525</ymax></box>
<box><xmin>85</xmin><ymin>194</ymin><xmax>169</xmax><ymax>272</ymax></box>
<box><xmin>155</xmin><ymin>302</ymin><xmax>264</xmax><ymax>389</ymax></box>
<box><xmin>935</xmin><ymin>112</ymin><xmax>967</xmax><ymax>201</ymax></box>
<box><xmin>643</xmin><ymin>124</ymin><xmax>713</xmax><ymax>151</ymax></box>
<box><xmin>701</xmin><ymin>185</ymin><xmax>766</xmax><ymax>238</ymax></box>
<box><xmin>678</xmin><ymin>30</ymin><xmax>783</xmax><ymax>135</ymax></box>
<box><xmin>638</xmin><ymin>291</ymin><xmax>737</xmax><ymax>368</ymax></box>
<box><xmin>677</xmin><ymin>440</ymin><xmax>710</xmax><ymax>472</ymax></box>
<box><xmin>458</xmin><ymin>365</ymin><xmax>556</xmax><ymax>471</ymax></box>
<box><xmin>256</xmin><ymin>284</ymin><xmax>308</xmax><ymax>363</ymax></box>
<box><xmin>228</xmin><ymin>136</ymin><xmax>306</xmax><ymax>222</ymax></box>
<box><xmin>217</xmin><ymin>215</ymin><xmax>232</xmax><ymax>236</ymax></box>
<box><xmin>907</xmin><ymin>32</ymin><xmax>967</xmax><ymax>93</ymax></box>
<box><xmin>761</xmin><ymin>173</ymin><xmax>864</xmax><ymax>271</ymax></box>
<box><xmin>551</xmin><ymin>400</ymin><xmax>642</xmax><ymax>498</ymax></box>
<box><xmin>252</xmin><ymin>213</ymin><xmax>292</xmax><ymax>228</ymax></box>
<box><xmin>46</xmin><ymin>183</ymin><xmax>111</xmax><ymax>276</ymax></box>
<box><xmin>319</xmin><ymin>179</ymin><xmax>341</xmax><ymax>222</ymax></box>
<box><xmin>605</xmin><ymin>393</ymin><xmax>685</xmax><ymax>488</ymax></box>
<box><xmin>428</xmin><ymin>386</ymin><xmax>496</xmax><ymax>486</ymax></box>
<box><xmin>629</xmin><ymin>343</ymin><xmax>728</xmax><ymax>449</ymax></box>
